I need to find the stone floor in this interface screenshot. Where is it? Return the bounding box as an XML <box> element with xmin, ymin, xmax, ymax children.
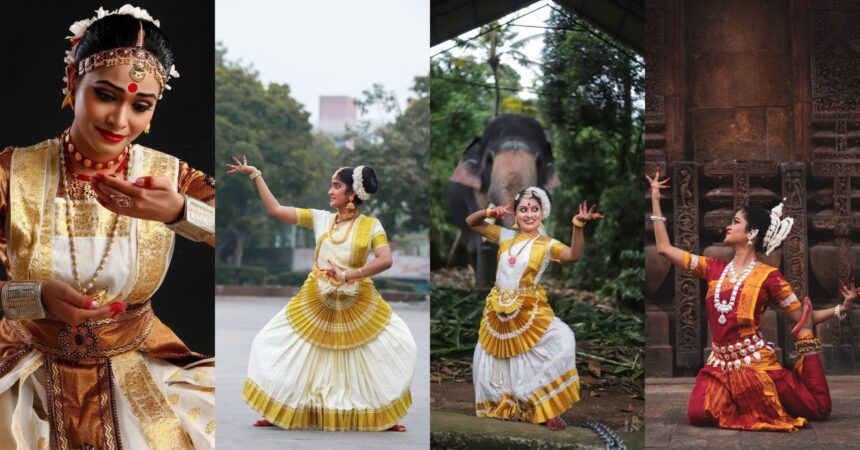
<box><xmin>645</xmin><ymin>376</ymin><xmax>860</xmax><ymax>449</ymax></box>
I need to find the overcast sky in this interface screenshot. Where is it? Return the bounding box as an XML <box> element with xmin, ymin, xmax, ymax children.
<box><xmin>216</xmin><ymin>0</ymin><xmax>429</xmax><ymax>123</ymax></box>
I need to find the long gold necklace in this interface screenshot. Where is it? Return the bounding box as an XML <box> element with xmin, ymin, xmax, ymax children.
<box><xmin>59</xmin><ymin>139</ymin><xmax>130</xmax><ymax>301</ymax></box>
<box><xmin>506</xmin><ymin>233</ymin><xmax>540</xmax><ymax>266</ymax></box>
<box><xmin>327</xmin><ymin>214</ymin><xmax>358</xmax><ymax>245</ymax></box>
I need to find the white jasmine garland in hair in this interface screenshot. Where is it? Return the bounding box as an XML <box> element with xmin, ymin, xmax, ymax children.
<box><xmin>763</xmin><ymin>200</ymin><xmax>794</xmax><ymax>255</ymax></box>
<box><xmin>523</xmin><ymin>186</ymin><xmax>551</xmax><ymax>219</ymax></box>
<box><xmin>352</xmin><ymin>166</ymin><xmax>370</xmax><ymax>201</ymax></box>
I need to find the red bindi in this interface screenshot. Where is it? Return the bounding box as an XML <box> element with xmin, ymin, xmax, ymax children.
<box><xmin>127</xmin><ymin>82</ymin><xmax>138</xmax><ymax>93</ymax></box>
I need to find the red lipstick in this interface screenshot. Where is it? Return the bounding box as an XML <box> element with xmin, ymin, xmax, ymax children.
<box><xmin>96</xmin><ymin>127</ymin><xmax>126</xmax><ymax>144</ymax></box>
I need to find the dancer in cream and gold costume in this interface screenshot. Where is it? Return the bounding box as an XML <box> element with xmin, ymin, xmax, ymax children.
<box><xmin>465</xmin><ymin>187</ymin><xmax>602</xmax><ymax>431</ymax></box>
<box><xmin>0</xmin><ymin>6</ymin><xmax>215</xmax><ymax>450</ymax></box>
<box><xmin>227</xmin><ymin>158</ymin><xmax>416</xmax><ymax>431</ymax></box>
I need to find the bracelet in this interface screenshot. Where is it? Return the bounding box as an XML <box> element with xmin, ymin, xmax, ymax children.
<box><xmin>165</xmin><ymin>194</ymin><xmax>216</xmax><ymax>242</ymax></box>
<box><xmin>485</xmin><ymin>206</ymin><xmax>495</xmax><ymax>218</ymax></box>
<box><xmin>341</xmin><ymin>270</ymin><xmax>349</xmax><ymax>283</ymax></box>
<box><xmin>572</xmin><ymin>218</ymin><xmax>586</xmax><ymax>228</ymax></box>
<box><xmin>357</xmin><ymin>267</ymin><xmax>363</xmax><ymax>279</ymax></box>
<box><xmin>650</xmin><ymin>215</ymin><xmax>667</xmax><ymax>222</ymax></box>
<box><xmin>249</xmin><ymin>168</ymin><xmax>262</xmax><ymax>180</ymax></box>
<box><xmin>835</xmin><ymin>304</ymin><xmax>847</xmax><ymax>321</ymax></box>
<box><xmin>1</xmin><ymin>281</ymin><xmax>45</xmax><ymax>320</ymax></box>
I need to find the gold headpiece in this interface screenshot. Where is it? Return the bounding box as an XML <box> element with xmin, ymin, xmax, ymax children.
<box><xmin>62</xmin><ymin>6</ymin><xmax>179</xmax><ymax>107</ymax></box>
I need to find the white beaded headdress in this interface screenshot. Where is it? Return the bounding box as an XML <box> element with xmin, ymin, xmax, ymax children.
<box><xmin>763</xmin><ymin>200</ymin><xmax>793</xmax><ymax>255</ymax></box>
<box><xmin>62</xmin><ymin>5</ymin><xmax>180</xmax><ymax>102</ymax></box>
<box><xmin>516</xmin><ymin>186</ymin><xmax>551</xmax><ymax>219</ymax></box>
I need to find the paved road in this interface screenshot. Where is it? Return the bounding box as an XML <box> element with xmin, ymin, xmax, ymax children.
<box><xmin>215</xmin><ymin>296</ymin><xmax>430</xmax><ymax>450</ymax></box>
<box><xmin>646</xmin><ymin>376</ymin><xmax>860</xmax><ymax>449</ymax></box>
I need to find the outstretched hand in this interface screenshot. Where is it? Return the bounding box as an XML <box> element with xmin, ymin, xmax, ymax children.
<box><xmin>840</xmin><ymin>280</ymin><xmax>860</xmax><ymax>310</ymax></box>
<box><xmin>574</xmin><ymin>201</ymin><xmax>604</xmax><ymax>223</ymax></box>
<box><xmin>645</xmin><ymin>167</ymin><xmax>671</xmax><ymax>193</ymax></box>
<box><xmin>225</xmin><ymin>155</ymin><xmax>257</xmax><ymax>176</ymax></box>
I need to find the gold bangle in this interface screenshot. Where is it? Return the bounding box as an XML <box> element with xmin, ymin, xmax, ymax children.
<box><xmin>357</xmin><ymin>267</ymin><xmax>363</xmax><ymax>279</ymax></box>
<box><xmin>1</xmin><ymin>281</ymin><xmax>45</xmax><ymax>320</ymax></box>
<box><xmin>249</xmin><ymin>168</ymin><xmax>262</xmax><ymax>180</ymax></box>
<box><xmin>572</xmin><ymin>218</ymin><xmax>586</xmax><ymax>228</ymax></box>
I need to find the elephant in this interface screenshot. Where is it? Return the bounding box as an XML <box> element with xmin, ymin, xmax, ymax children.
<box><xmin>446</xmin><ymin>114</ymin><xmax>561</xmax><ymax>286</ymax></box>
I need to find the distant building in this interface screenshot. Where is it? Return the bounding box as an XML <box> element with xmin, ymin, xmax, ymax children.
<box><xmin>318</xmin><ymin>95</ymin><xmax>357</xmax><ymax>135</ymax></box>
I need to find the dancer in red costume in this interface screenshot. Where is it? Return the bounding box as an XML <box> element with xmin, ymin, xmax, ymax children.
<box><xmin>647</xmin><ymin>169</ymin><xmax>859</xmax><ymax>432</ymax></box>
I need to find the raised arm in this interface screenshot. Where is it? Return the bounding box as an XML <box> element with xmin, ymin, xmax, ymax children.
<box><xmin>647</xmin><ymin>169</ymin><xmax>686</xmax><ymax>268</ymax></box>
<box><xmin>465</xmin><ymin>201</ymin><xmax>513</xmax><ymax>239</ymax></box>
<box><xmin>787</xmin><ymin>281</ymin><xmax>860</xmax><ymax>326</ymax></box>
<box><xmin>226</xmin><ymin>155</ymin><xmax>297</xmax><ymax>224</ymax></box>
<box><xmin>556</xmin><ymin>201</ymin><xmax>604</xmax><ymax>263</ymax></box>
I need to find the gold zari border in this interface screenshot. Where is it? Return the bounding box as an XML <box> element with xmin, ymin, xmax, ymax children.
<box><xmin>243</xmin><ymin>378</ymin><xmax>411</xmax><ymax>431</ymax></box>
<box><xmin>475</xmin><ymin>367</ymin><xmax>580</xmax><ymax>424</ymax></box>
<box><xmin>111</xmin><ymin>351</ymin><xmax>193</xmax><ymax>449</ymax></box>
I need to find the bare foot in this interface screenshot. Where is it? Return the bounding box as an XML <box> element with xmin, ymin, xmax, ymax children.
<box><xmin>546</xmin><ymin>417</ymin><xmax>567</xmax><ymax>431</ymax></box>
<box><xmin>387</xmin><ymin>424</ymin><xmax>407</xmax><ymax>432</ymax></box>
<box><xmin>253</xmin><ymin>419</ymin><xmax>273</xmax><ymax>427</ymax></box>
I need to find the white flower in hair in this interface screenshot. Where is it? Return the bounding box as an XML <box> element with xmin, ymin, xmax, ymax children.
<box><xmin>520</xmin><ymin>186</ymin><xmax>551</xmax><ymax>219</ymax></box>
<box><xmin>352</xmin><ymin>166</ymin><xmax>370</xmax><ymax>201</ymax></box>
<box><xmin>763</xmin><ymin>199</ymin><xmax>793</xmax><ymax>255</ymax></box>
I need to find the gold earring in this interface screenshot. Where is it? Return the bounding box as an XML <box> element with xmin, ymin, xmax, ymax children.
<box><xmin>512</xmin><ymin>221</ymin><xmax>519</xmax><ymax>230</ymax></box>
<box><xmin>144</xmin><ymin>124</ymin><xmax>151</xmax><ymax>134</ymax></box>
<box><xmin>347</xmin><ymin>197</ymin><xmax>356</xmax><ymax>210</ymax></box>
<box><xmin>61</xmin><ymin>92</ymin><xmax>73</xmax><ymax>109</ymax></box>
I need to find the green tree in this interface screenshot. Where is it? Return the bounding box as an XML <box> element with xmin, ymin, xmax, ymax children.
<box><xmin>538</xmin><ymin>10</ymin><xmax>645</xmax><ymax>308</ymax></box>
<box><xmin>215</xmin><ymin>43</ymin><xmax>336</xmax><ymax>266</ymax></box>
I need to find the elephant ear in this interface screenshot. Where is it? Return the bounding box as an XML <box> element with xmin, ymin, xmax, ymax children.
<box><xmin>544</xmin><ymin>142</ymin><xmax>561</xmax><ymax>190</ymax></box>
<box><xmin>450</xmin><ymin>137</ymin><xmax>482</xmax><ymax>190</ymax></box>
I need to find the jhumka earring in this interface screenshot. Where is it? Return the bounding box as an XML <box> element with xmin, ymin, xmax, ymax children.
<box><xmin>512</xmin><ymin>221</ymin><xmax>519</xmax><ymax>230</ymax></box>
<box><xmin>747</xmin><ymin>229</ymin><xmax>758</xmax><ymax>245</ymax></box>
<box><xmin>347</xmin><ymin>196</ymin><xmax>356</xmax><ymax>210</ymax></box>
<box><xmin>144</xmin><ymin>123</ymin><xmax>151</xmax><ymax>134</ymax></box>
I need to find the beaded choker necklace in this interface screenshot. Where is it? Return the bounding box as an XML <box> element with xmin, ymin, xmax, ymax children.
<box><xmin>62</xmin><ymin>130</ymin><xmax>129</xmax><ymax>172</ymax></box>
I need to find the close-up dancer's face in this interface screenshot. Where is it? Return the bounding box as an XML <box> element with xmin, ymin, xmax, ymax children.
<box><xmin>328</xmin><ymin>175</ymin><xmax>352</xmax><ymax>209</ymax></box>
<box><xmin>723</xmin><ymin>210</ymin><xmax>749</xmax><ymax>246</ymax></box>
<box><xmin>71</xmin><ymin>65</ymin><xmax>158</xmax><ymax>156</ymax></box>
<box><xmin>515</xmin><ymin>196</ymin><xmax>542</xmax><ymax>233</ymax></box>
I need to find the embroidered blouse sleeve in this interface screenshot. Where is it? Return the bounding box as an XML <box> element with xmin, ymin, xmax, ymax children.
<box><xmin>370</xmin><ymin>219</ymin><xmax>389</xmax><ymax>251</ymax></box>
<box><xmin>177</xmin><ymin>161</ymin><xmax>215</xmax><ymax>204</ymax></box>
<box><xmin>766</xmin><ymin>269</ymin><xmax>801</xmax><ymax>313</ymax></box>
<box><xmin>682</xmin><ymin>251</ymin><xmax>711</xmax><ymax>280</ymax></box>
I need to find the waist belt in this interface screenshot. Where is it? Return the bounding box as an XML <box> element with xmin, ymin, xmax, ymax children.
<box><xmin>9</xmin><ymin>300</ymin><xmax>154</xmax><ymax>360</ymax></box>
<box><xmin>708</xmin><ymin>332</ymin><xmax>773</xmax><ymax>371</ymax></box>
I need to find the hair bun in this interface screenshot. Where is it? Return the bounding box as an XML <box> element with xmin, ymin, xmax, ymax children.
<box><xmin>361</xmin><ymin>166</ymin><xmax>378</xmax><ymax>195</ymax></box>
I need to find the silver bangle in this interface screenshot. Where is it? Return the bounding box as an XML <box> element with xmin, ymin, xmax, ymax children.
<box><xmin>650</xmin><ymin>215</ymin><xmax>667</xmax><ymax>222</ymax></box>
<box><xmin>249</xmin><ymin>169</ymin><xmax>262</xmax><ymax>180</ymax></box>
<box><xmin>835</xmin><ymin>304</ymin><xmax>847</xmax><ymax>321</ymax></box>
<box><xmin>165</xmin><ymin>194</ymin><xmax>216</xmax><ymax>242</ymax></box>
<box><xmin>2</xmin><ymin>281</ymin><xmax>45</xmax><ymax>320</ymax></box>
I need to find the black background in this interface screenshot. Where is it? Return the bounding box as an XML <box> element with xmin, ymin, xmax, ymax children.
<box><xmin>0</xmin><ymin>1</ymin><xmax>215</xmax><ymax>354</ymax></box>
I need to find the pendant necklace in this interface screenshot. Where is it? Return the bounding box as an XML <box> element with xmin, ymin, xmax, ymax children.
<box><xmin>713</xmin><ymin>259</ymin><xmax>757</xmax><ymax>325</ymax></box>
<box><xmin>507</xmin><ymin>233</ymin><xmax>539</xmax><ymax>266</ymax></box>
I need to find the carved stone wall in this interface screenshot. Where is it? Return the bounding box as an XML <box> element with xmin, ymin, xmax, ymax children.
<box><xmin>646</xmin><ymin>0</ymin><xmax>860</xmax><ymax>376</ymax></box>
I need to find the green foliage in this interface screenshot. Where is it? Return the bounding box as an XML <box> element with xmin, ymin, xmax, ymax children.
<box><xmin>215</xmin><ymin>265</ymin><xmax>267</xmax><ymax>285</ymax></box>
<box><xmin>215</xmin><ymin>43</ymin><xmax>337</xmax><ymax>266</ymax></box>
<box><xmin>345</xmin><ymin>78</ymin><xmax>429</xmax><ymax>235</ymax></box>
<box><xmin>539</xmin><ymin>10</ymin><xmax>645</xmax><ymax>309</ymax></box>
